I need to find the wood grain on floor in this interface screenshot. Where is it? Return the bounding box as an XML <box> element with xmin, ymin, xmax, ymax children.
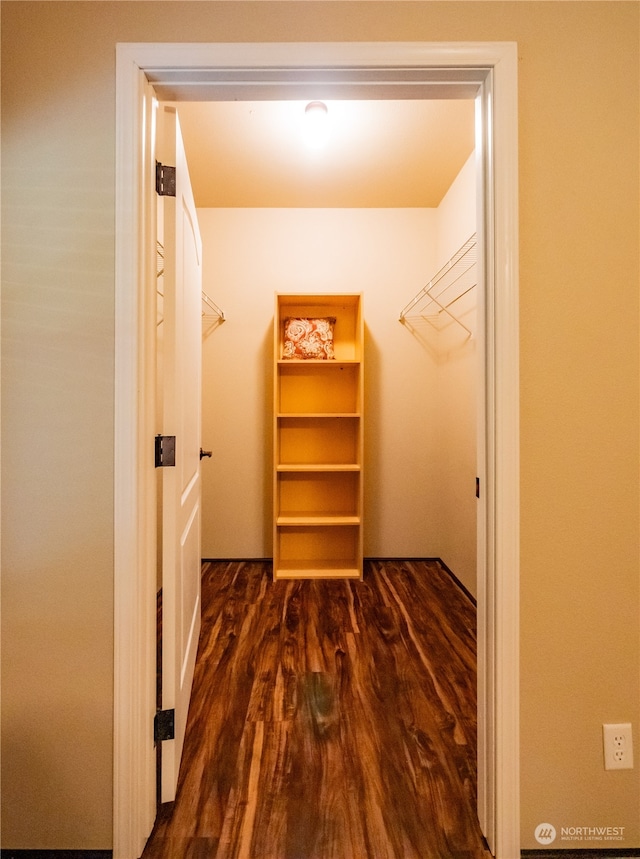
<box><xmin>142</xmin><ymin>559</ymin><xmax>490</xmax><ymax>859</ymax></box>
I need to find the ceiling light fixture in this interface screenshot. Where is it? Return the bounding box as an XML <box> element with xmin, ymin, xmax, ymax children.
<box><xmin>303</xmin><ymin>101</ymin><xmax>330</xmax><ymax>149</ymax></box>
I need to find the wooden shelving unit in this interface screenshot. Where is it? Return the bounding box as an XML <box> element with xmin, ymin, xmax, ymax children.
<box><xmin>273</xmin><ymin>294</ymin><xmax>364</xmax><ymax>580</ymax></box>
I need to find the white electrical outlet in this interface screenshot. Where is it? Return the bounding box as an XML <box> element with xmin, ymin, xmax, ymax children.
<box><xmin>603</xmin><ymin>723</ymin><xmax>634</xmax><ymax>770</ymax></box>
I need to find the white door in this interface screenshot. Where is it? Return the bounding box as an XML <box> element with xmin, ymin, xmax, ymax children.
<box><xmin>157</xmin><ymin>104</ymin><xmax>203</xmax><ymax>803</ymax></box>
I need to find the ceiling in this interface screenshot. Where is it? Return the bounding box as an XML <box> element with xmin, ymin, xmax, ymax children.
<box><xmin>172</xmin><ymin>99</ymin><xmax>475</xmax><ymax>208</ymax></box>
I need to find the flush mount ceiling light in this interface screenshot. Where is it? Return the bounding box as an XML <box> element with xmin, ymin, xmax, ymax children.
<box><xmin>303</xmin><ymin>101</ymin><xmax>330</xmax><ymax>149</ymax></box>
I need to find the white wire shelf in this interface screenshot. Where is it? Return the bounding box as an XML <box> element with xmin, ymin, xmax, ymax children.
<box><xmin>399</xmin><ymin>234</ymin><xmax>477</xmax><ymax>337</ymax></box>
<box><xmin>157</xmin><ymin>240</ymin><xmax>225</xmax><ymax>326</ymax></box>
<box><xmin>201</xmin><ymin>291</ymin><xmax>225</xmax><ymax>324</ymax></box>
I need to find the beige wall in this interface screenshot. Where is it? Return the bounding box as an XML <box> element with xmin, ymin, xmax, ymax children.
<box><xmin>200</xmin><ymin>207</ymin><xmax>440</xmax><ymax>560</ymax></box>
<box><xmin>434</xmin><ymin>154</ymin><xmax>478</xmax><ymax>589</ymax></box>
<box><xmin>1</xmin><ymin>1</ymin><xmax>638</xmax><ymax>851</ymax></box>
<box><xmin>199</xmin><ymin>195</ymin><xmax>476</xmax><ymax>587</ymax></box>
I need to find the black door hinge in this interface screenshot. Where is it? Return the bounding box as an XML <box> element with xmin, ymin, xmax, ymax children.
<box><xmin>156</xmin><ymin>161</ymin><xmax>176</xmax><ymax>197</ymax></box>
<box><xmin>155</xmin><ymin>435</ymin><xmax>176</xmax><ymax>468</ymax></box>
<box><xmin>476</xmin><ymin>477</ymin><xmax>480</xmax><ymax>498</ymax></box>
<box><xmin>154</xmin><ymin>708</ymin><xmax>175</xmax><ymax>743</ymax></box>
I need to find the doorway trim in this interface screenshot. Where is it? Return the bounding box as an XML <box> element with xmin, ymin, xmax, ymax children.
<box><xmin>114</xmin><ymin>41</ymin><xmax>519</xmax><ymax>859</ymax></box>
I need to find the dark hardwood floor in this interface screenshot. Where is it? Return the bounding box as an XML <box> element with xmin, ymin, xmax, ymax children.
<box><xmin>142</xmin><ymin>559</ymin><xmax>490</xmax><ymax>859</ymax></box>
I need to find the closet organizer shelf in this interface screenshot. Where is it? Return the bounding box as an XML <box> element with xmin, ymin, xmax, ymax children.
<box><xmin>273</xmin><ymin>293</ymin><xmax>364</xmax><ymax>581</ymax></box>
<box><xmin>276</xmin><ymin>465</ymin><xmax>361</xmax><ymax>471</ymax></box>
<box><xmin>277</xmin><ymin>516</ymin><xmax>361</xmax><ymax>525</ymax></box>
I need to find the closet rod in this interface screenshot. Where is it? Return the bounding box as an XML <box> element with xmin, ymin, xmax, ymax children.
<box><xmin>202</xmin><ymin>291</ymin><xmax>225</xmax><ymax>323</ymax></box>
<box><xmin>158</xmin><ymin>240</ymin><xmax>225</xmax><ymax>324</ymax></box>
<box><xmin>399</xmin><ymin>233</ymin><xmax>477</xmax><ymax>333</ymax></box>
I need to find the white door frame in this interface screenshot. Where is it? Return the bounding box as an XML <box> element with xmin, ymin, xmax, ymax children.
<box><xmin>114</xmin><ymin>41</ymin><xmax>519</xmax><ymax>859</ymax></box>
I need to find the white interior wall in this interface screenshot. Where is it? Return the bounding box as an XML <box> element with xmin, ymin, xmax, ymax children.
<box><xmin>199</xmin><ymin>155</ymin><xmax>477</xmax><ymax>592</ymax></box>
<box><xmin>436</xmin><ymin>153</ymin><xmax>477</xmax><ymax>267</ymax></box>
<box><xmin>434</xmin><ymin>154</ymin><xmax>478</xmax><ymax>590</ymax></box>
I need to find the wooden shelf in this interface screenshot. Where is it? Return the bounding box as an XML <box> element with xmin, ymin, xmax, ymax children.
<box><xmin>277</xmin><ymin>358</ymin><xmax>361</xmax><ymax>365</ymax></box>
<box><xmin>277</xmin><ymin>464</ymin><xmax>360</xmax><ymax>472</ymax></box>
<box><xmin>273</xmin><ymin>294</ymin><xmax>364</xmax><ymax>581</ymax></box>
<box><xmin>276</xmin><ymin>515</ymin><xmax>361</xmax><ymax>526</ymax></box>
<box><xmin>276</xmin><ymin>412</ymin><xmax>360</xmax><ymax>422</ymax></box>
<box><xmin>273</xmin><ymin>561</ymin><xmax>361</xmax><ymax>580</ymax></box>
<box><xmin>277</xmin><ymin>363</ymin><xmax>361</xmax><ymax>414</ymax></box>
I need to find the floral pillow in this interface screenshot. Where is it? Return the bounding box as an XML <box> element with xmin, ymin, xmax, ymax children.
<box><xmin>282</xmin><ymin>317</ymin><xmax>336</xmax><ymax>360</ymax></box>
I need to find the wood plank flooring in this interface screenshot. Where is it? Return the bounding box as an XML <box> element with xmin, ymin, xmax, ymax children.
<box><xmin>142</xmin><ymin>559</ymin><xmax>490</xmax><ymax>859</ymax></box>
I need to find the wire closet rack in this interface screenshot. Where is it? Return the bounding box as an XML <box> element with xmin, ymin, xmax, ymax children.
<box><xmin>157</xmin><ymin>239</ymin><xmax>225</xmax><ymax>325</ymax></box>
<box><xmin>399</xmin><ymin>233</ymin><xmax>477</xmax><ymax>337</ymax></box>
<box><xmin>201</xmin><ymin>291</ymin><xmax>225</xmax><ymax>324</ymax></box>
